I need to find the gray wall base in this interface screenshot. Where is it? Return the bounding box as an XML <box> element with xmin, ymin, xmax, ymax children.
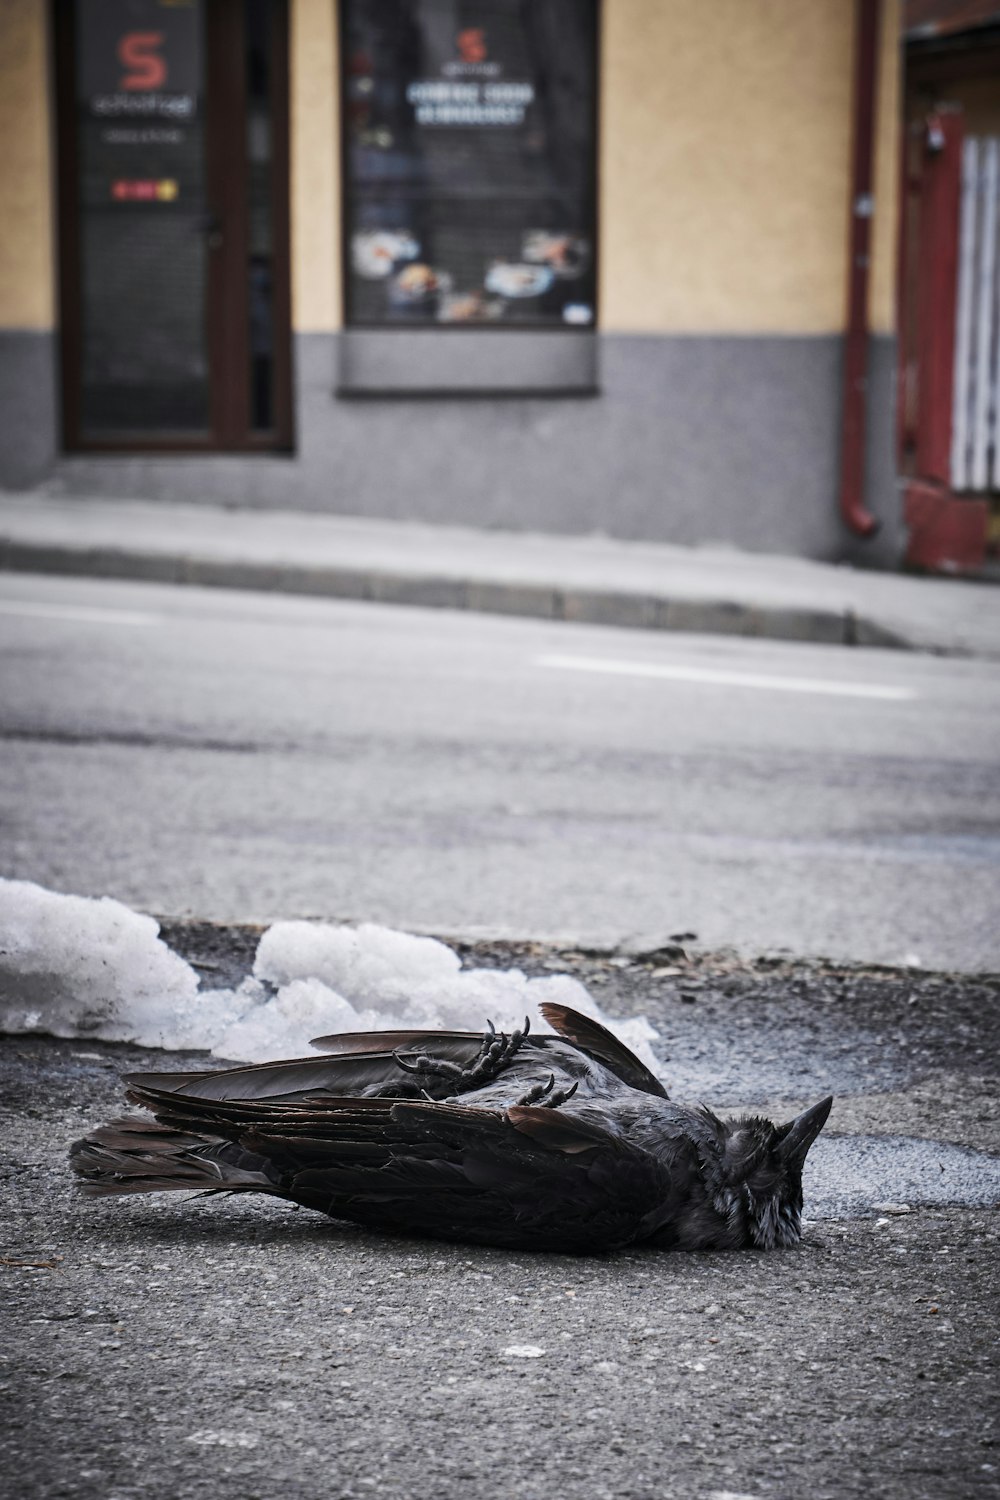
<box><xmin>0</xmin><ymin>331</ymin><xmax>59</xmax><ymax>489</ymax></box>
<box><xmin>11</xmin><ymin>330</ymin><xmax>900</xmax><ymax>562</ymax></box>
<box><xmin>338</xmin><ymin>329</ymin><xmax>597</xmax><ymax>393</ymax></box>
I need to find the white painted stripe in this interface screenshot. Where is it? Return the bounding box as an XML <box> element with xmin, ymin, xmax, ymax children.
<box><xmin>0</xmin><ymin>600</ymin><xmax>160</xmax><ymax>627</ymax></box>
<box><xmin>535</xmin><ymin>653</ymin><xmax>917</xmax><ymax>701</ymax></box>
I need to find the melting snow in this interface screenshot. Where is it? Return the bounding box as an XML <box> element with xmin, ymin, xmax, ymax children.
<box><xmin>0</xmin><ymin>879</ymin><xmax>199</xmax><ymax>1047</ymax></box>
<box><xmin>0</xmin><ymin>878</ymin><xmax>660</xmax><ymax>1069</ymax></box>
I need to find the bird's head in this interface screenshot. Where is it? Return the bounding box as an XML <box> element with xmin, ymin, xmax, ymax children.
<box><xmin>712</xmin><ymin>1096</ymin><xmax>833</xmax><ymax>1249</ymax></box>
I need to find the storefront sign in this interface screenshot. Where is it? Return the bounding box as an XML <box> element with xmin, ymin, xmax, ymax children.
<box><xmin>405</xmin><ymin>80</ymin><xmax>535</xmax><ymax>127</ymax></box>
<box><xmin>76</xmin><ymin>0</ymin><xmax>202</xmax><ymax>209</ymax></box>
<box><xmin>69</xmin><ymin>0</ymin><xmax>209</xmax><ymax>434</ymax></box>
<box><xmin>78</xmin><ymin>0</ymin><xmax>199</xmax><ymax>122</ymax></box>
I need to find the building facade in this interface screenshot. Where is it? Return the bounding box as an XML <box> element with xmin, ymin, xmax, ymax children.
<box><xmin>1</xmin><ymin>0</ymin><xmax>904</xmax><ymax>561</ymax></box>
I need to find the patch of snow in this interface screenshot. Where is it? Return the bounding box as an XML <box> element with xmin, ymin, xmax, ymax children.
<box><xmin>0</xmin><ymin>878</ymin><xmax>662</xmax><ymax>1073</ymax></box>
<box><xmin>205</xmin><ymin>976</ymin><xmax>367</xmax><ymax>1062</ymax></box>
<box><xmin>0</xmin><ymin>878</ymin><xmax>198</xmax><ymax>1048</ymax></box>
<box><xmin>254</xmin><ymin>920</ymin><xmax>461</xmax><ymax>996</ymax></box>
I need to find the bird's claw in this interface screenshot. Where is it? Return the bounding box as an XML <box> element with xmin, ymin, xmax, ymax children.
<box><xmin>515</xmin><ymin>1075</ymin><xmax>580</xmax><ymax>1110</ymax></box>
<box><xmin>392</xmin><ymin>1049</ymin><xmax>463</xmax><ymax>1079</ymax></box>
<box><xmin>460</xmin><ymin>1015</ymin><xmax>531</xmax><ymax>1089</ymax></box>
<box><xmin>391</xmin><ymin>1017</ymin><xmax>532</xmax><ymax>1100</ymax></box>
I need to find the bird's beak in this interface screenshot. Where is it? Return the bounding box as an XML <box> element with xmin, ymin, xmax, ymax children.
<box><xmin>775</xmin><ymin>1095</ymin><xmax>833</xmax><ymax>1164</ymax></box>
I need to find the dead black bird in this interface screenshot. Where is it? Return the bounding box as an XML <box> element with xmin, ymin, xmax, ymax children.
<box><xmin>71</xmin><ymin>1003</ymin><xmax>832</xmax><ymax>1254</ymax></box>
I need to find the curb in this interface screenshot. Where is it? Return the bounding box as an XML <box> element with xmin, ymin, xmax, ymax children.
<box><xmin>0</xmin><ymin>537</ymin><xmax>912</xmax><ymax>651</ymax></box>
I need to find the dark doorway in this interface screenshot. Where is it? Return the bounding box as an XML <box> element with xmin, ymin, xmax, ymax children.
<box><xmin>55</xmin><ymin>0</ymin><xmax>292</xmax><ymax>451</ymax></box>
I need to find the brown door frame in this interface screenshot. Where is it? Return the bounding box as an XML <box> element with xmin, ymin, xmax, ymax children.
<box><xmin>53</xmin><ymin>0</ymin><xmax>293</xmax><ymax>453</ymax></box>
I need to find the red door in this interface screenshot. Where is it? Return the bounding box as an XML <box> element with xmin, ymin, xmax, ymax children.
<box><xmin>898</xmin><ymin>108</ymin><xmax>990</xmax><ymax>571</ymax></box>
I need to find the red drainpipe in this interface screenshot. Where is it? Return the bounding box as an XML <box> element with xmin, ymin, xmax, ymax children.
<box><xmin>838</xmin><ymin>0</ymin><xmax>883</xmax><ymax>539</ymax></box>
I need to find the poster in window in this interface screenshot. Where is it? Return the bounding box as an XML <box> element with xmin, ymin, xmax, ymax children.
<box><xmin>73</xmin><ymin>0</ymin><xmax>209</xmax><ymax>434</ymax></box>
<box><xmin>342</xmin><ymin>0</ymin><xmax>598</xmax><ymax>328</ymax></box>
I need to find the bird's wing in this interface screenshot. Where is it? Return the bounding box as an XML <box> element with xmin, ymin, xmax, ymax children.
<box><xmin>310</xmin><ymin>1006</ymin><xmax>667</xmax><ymax>1100</ymax></box>
<box><xmin>308</xmin><ymin>1027</ymin><xmax>482</xmax><ymax>1055</ymax></box>
<box><xmin>538</xmin><ymin>1003</ymin><xmax>668</xmax><ymax>1098</ymax></box>
<box><xmin>123</xmin><ymin>1081</ymin><xmax>674</xmax><ymax>1253</ymax></box>
<box><xmin>125</xmin><ymin>1005</ymin><xmax>664</xmax><ymax>1106</ymax></box>
<box><xmin>123</xmin><ymin>1035</ymin><xmax>489</xmax><ymax>1103</ymax></box>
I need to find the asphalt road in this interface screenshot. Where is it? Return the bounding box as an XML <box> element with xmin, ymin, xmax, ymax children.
<box><xmin>1</xmin><ymin>570</ymin><xmax>999</xmax><ymax>969</ymax></box>
<box><xmin>3</xmin><ymin>943</ymin><xmax>998</xmax><ymax>1500</ymax></box>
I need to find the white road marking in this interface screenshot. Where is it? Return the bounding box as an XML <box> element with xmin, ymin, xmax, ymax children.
<box><xmin>0</xmin><ymin>600</ymin><xmax>161</xmax><ymax>627</ymax></box>
<box><xmin>535</xmin><ymin>653</ymin><xmax>918</xmax><ymax>701</ymax></box>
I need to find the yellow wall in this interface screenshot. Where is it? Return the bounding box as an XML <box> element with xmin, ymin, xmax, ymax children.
<box><xmin>290</xmin><ymin>0</ymin><xmax>341</xmax><ymax>331</ymax></box>
<box><xmin>298</xmin><ymin>0</ymin><xmax>900</xmax><ymax>336</ymax></box>
<box><xmin>601</xmin><ymin>0</ymin><xmax>900</xmax><ymax>334</ymax></box>
<box><xmin>0</xmin><ymin>0</ymin><xmax>899</xmax><ymax>338</ymax></box>
<box><xmin>871</xmin><ymin>0</ymin><xmax>902</xmax><ymax>335</ymax></box>
<box><xmin>0</xmin><ymin>0</ymin><xmax>55</xmax><ymax>330</ymax></box>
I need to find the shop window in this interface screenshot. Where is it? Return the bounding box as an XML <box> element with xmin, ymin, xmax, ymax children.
<box><xmin>339</xmin><ymin>0</ymin><xmax>599</xmax><ymax>392</ymax></box>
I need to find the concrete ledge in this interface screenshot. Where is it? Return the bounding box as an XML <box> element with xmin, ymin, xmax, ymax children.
<box><xmin>0</xmin><ymin>536</ymin><xmax>911</xmax><ymax>650</ymax></box>
<box><xmin>337</xmin><ymin>328</ymin><xmax>598</xmax><ymax>394</ymax></box>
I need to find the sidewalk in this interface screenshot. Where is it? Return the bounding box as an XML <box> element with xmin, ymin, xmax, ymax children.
<box><xmin>2</xmin><ymin>491</ymin><xmax>999</xmax><ymax>657</ymax></box>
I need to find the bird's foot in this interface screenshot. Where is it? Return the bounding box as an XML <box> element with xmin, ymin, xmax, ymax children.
<box><xmin>514</xmin><ymin>1074</ymin><xmax>580</xmax><ymax>1110</ymax></box>
<box><xmin>393</xmin><ymin>1017</ymin><xmax>531</xmax><ymax>1099</ymax></box>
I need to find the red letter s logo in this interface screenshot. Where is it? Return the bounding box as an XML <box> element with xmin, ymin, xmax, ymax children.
<box><xmin>118</xmin><ymin>32</ymin><xmax>167</xmax><ymax>91</ymax></box>
<box><xmin>456</xmin><ymin>28</ymin><xmax>487</xmax><ymax>64</ymax></box>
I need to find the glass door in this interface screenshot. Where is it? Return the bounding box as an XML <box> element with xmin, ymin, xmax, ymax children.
<box><xmin>55</xmin><ymin>0</ymin><xmax>292</xmax><ymax>450</ymax></box>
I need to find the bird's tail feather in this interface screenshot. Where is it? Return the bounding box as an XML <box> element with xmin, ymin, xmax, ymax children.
<box><xmin>70</xmin><ymin>1117</ymin><xmax>276</xmax><ymax>1198</ymax></box>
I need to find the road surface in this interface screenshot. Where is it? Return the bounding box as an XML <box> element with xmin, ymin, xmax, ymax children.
<box><xmin>3</xmin><ymin>942</ymin><xmax>998</xmax><ymax>1500</ymax></box>
<box><xmin>1</xmin><ymin>570</ymin><xmax>998</xmax><ymax>969</ymax></box>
